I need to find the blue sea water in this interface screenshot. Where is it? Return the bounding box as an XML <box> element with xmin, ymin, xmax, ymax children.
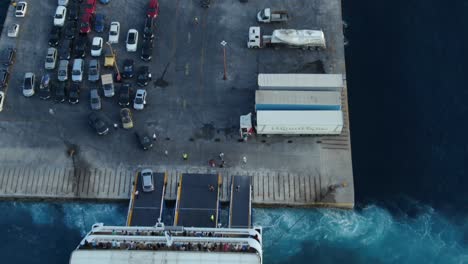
<box><xmin>1</xmin><ymin>0</ymin><xmax>468</xmax><ymax>263</ymax></box>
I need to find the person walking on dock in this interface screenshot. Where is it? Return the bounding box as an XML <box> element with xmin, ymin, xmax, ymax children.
<box><xmin>182</xmin><ymin>153</ymin><xmax>188</xmax><ymax>160</ymax></box>
<box><xmin>242</xmin><ymin>156</ymin><xmax>247</xmax><ymax>164</ymax></box>
<box><xmin>219</xmin><ymin>152</ymin><xmax>224</xmax><ymax>160</ymax></box>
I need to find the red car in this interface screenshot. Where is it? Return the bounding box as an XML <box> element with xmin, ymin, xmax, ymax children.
<box><xmin>84</xmin><ymin>0</ymin><xmax>96</xmax><ymax>14</ymax></box>
<box><xmin>79</xmin><ymin>13</ymin><xmax>94</xmax><ymax>34</ymax></box>
<box><xmin>147</xmin><ymin>0</ymin><xmax>159</xmax><ymax>18</ymax></box>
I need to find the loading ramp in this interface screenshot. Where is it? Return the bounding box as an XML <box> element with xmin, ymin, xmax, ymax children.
<box><xmin>229</xmin><ymin>176</ymin><xmax>252</xmax><ymax>228</ymax></box>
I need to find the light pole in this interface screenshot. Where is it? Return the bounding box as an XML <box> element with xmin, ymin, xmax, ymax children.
<box><xmin>220</xmin><ymin>40</ymin><xmax>227</xmax><ymax>80</ymax></box>
<box><xmin>106</xmin><ymin>42</ymin><xmax>121</xmax><ymax>82</ymax></box>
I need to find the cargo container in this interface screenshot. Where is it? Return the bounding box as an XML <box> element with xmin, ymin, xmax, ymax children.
<box><xmin>255</xmin><ymin>90</ymin><xmax>341</xmax><ymax>111</ymax></box>
<box><xmin>256</xmin><ymin>110</ymin><xmax>343</xmax><ymax>135</ymax></box>
<box><xmin>258</xmin><ymin>73</ymin><xmax>343</xmax><ymax>91</ymax></box>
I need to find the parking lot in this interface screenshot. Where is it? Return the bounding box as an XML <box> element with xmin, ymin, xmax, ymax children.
<box><xmin>0</xmin><ymin>0</ymin><xmax>348</xmax><ymax>175</ymax></box>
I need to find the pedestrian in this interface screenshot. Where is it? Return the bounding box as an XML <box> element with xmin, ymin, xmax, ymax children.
<box><xmin>208</xmin><ymin>185</ymin><xmax>214</xmax><ymax>192</ymax></box>
<box><xmin>194</xmin><ymin>17</ymin><xmax>199</xmax><ymax>25</ymax></box>
<box><xmin>219</xmin><ymin>152</ymin><xmax>224</xmax><ymax>160</ymax></box>
<box><xmin>135</xmin><ymin>190</ymin><xmax>139</xmax><ymax>198</ymax></box>
<box><xmin>183</xmin><ymin>153</ymin><xmax>188</xmax><ymax>160</ymax></box>
<box><xmin>152</xmin><ymin>133</ymin><xmax>157</xmax><ymax>141</ymax></box>
<box><xmin>164</xmin><ymin>150</ymin><xmax>169</xmax><ymax>156</ymax></box>
<box><xmin>209</xmin><ymin>159</ymin><xmax>216</xmax><ymax>167</ymax></box>
<box><xmin>210</xmin><ymin>214</ymin><xmax>215</xmax><ymax>222</ymax></box>
<box><xmin>242</xmin><ymin>156</ymin><xmax>247</xmax><ymax>164</ymax></box>
<box><xmin>236</xmin><ymin>185</ymin><xmax>240</xmax><ymax>192</ymax></box>
<box><xmin>219</xmin><ymin>160</ymin><xmax>225</xmax><ymax>168</ymax></box>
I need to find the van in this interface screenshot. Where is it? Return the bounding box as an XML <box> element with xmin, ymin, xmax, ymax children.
<box><xmin>72</xmin><ymin>58</ymin><xmax>84</xmax><ymax>82</ymax></box>
<box><xmin>141</xmin><ymin>169</ymin><xmax>154</xmax><ymax>192</ymax></box>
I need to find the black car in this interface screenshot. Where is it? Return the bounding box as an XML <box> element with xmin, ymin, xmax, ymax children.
<box><xmin>141</xmin><ymin>39</ymin><xmax>153</xmax><ymax>62</ymax></box>
<box><xmin>137</xmin><ymin>66</ymin><xmax>152</xmax><ymax>86</ymax></box>
<box><xmin>143</xmin><ymin>17</ymin><xmax>154</xmax><ymax>39</ymax></box>
<box><xmin>118</xmin><ymin>83</ymin><xmax>131</xmax><ymax>106</ymax></box>
<box><xmin>55</xmin><ymin>81</ymin><xmax>66</xmax><ymax>102</ymax></box>
<box><xmin>74</xmin><ymin>35</ymin><xmax>89</xmax><ymax>58</ymax></box>
<box><xmin>48</xmin><ymin>26</ymin><xmax>62</xmax><ymax>47</ymax></box>
<box><xmin>68</xmin><ymin>3</ymin><xmax>80</xmax><ymax>21</ymax></box>
<box><xmin>69</xmin><ymin>83</ymin><xmax>80</xmax><ymax>104</ymax></box>
<box><xmin>59</xmin><ymin>39</ymin><xmax>74</xmax><ymax>60</ymax></box>
<box><xmin>88</xmin><ymin>112</ymin><xmax>110</xmax><ymax>136</ymax></box>
<box><xmin>39</xmin><ymin>74</ymin><xmax>51</xmax><ymax>100</ymax></box>
<box><xmin>64</xmin><ymin>21</ymin><xmax>78</xmax><ymax>39</ymax></box>
<box><xmin>136</xmin><ymin>130</ymin><xmax>153</xmax><ymax>150</ymax></box>
<box><xmin>0</xmin><ymin>48</ymin><xmax>15</xmax><ymax>67</ymax></box>
<box><xmin>121</xmin><ymin>59</ymin><xmax>134</xmax><ymax>78</ymax></box>
<box><xmin>0</xmin><ymin>70</ymin><xmax>10</xmax><ymax>89</ymax></box>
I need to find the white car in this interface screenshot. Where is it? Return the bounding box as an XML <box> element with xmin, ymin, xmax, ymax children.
<box><xmin>44</xmin><ymin>47</ymin><xmax>58</xmax><ymax>70</ymax></box>
<box><xmin>7</xmin><ymin>24</ymin><xmax>19</xmax><ymax>38</ymax></box>
<box><xmin>23</xmin><ymin>72</ymin><xmax>35</xmax><ymax>97</ymax></box>
<box><xmin>91</xmin><ymin>37</ymin><xmax>103</xmax><ymax>57</ymax></box>
<box><xmin>126</xmin><ymin>29</ymin><xmax>138</xmax><ymax>52</ymax></box>
<box><xmin>58</xmin><ymin>0</ymin><xmax>69</xmax><ymax>6</ymax></box>
<box><xmin>71</xmin><ymin>59</ymin><xmax>84</xmax><ymax>82</ymax></box>
<box><xmin>133</xmin><ymin>89</ymin><xmax>146</xmax><ymax>110</ymax></box>
<box><xmin>15</xmin><ymin>2</ymin><xmax>27</xmax><ymax>17</ymax></box>
<box><xmin>108</xmin><ymin>22</ymin><xmax>120</xmax><ymax>44</ymax></box>
<box><xmin>54</xmin><ymin>6</ymin><xmax>67</xmax><ymax>27</ymax></box>
<box><xmin>0</xmin><ymin>91</ymin><xmax>4</xmax><ymax>112</ymax></box>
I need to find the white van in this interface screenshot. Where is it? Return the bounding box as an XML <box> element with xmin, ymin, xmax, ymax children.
<box><xmin>72</xmin><ymin>59</ymin><xmax>84</xmax><ymax>82</ymax></box>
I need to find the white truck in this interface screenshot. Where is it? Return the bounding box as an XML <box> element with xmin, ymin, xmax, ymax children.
<box><xmin>247</xmin><ymin>27</ymin><xmax>326</xmax><ymax>50</ymax></box>
<box><xmin>257</xmin><ymin>8</ymin><xmax>289</xmax><ymax>23</ymax></box>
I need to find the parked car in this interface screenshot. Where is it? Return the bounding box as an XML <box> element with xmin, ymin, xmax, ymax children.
<box><xmin>65</xmin><ymin>21</ymin><xmax>77</xmax><ymax>39</ymax></box>
<box><xmin>58</xmin><ymin>0</ymin><xmax>69</xmax><ymax>6</ymax></box>
<box><xmin>126</xmin><ymin>29</ymin><xmax>138</xmax><ymax>52</ymax></box>
<box><xmin>141</xmin><ymin>39</ymin><xmax>153</xmax><ymax>61</ymax></box>
<box><xmin>54</xmin><ymin>6</ymin><xmax>67</xmax><ymax>27</ymax></box>
<box><xmin>67</xmin><ymin>3</ymin><xmax>79</xmax><ymax>20</ymax></box>
<box><xmin>59</xmin><ymin>39</ymin><xmax>73</xmax><ymax>60</ymax></box>
<box><xmin>0</xmin><ymin>70</ymin><xmax>10</xmax><ymax>89</ymax></box>
<box><xmin>84</xmin><ymin>0</ymin><xmax>96</xmax><ymax>14</ymax></box>
<box><xmin>136</xmin><ymin>130</ymin><xmax>153</xmax><ymax>150</ymax></box>
<box><xmin>72</xmin><ymin>59</ymin><xmax>84</xmax><ymax>82</ymax></box>
<box><xmin>94</xmin><ymin>13</ymin><xmax>105</xmax><ymax>33</ymax></box>
<box><xmin>45</xmin><ymin>47</ymin><xmax>58</xmax><ymax>70</ymax></box>
<box><xmin>22</xmin><ymin>72</ymin><xmax>35</xmax><ymax>97</ymax></box>
<box><xmin>99</xmin><ymin>0</ymin><xmax>110</xmax><ymax>4</ymax></box>
<box><xmin>133</xmin><ymin>89</ymin><xmax>146</xmax><ymax>110</ymax></box>
<box><xmin>69</xmin><ymin>83</ymin><xmax>80</xmax><ymax>104</ymax></box>
<box><xmin>118</xmin><ymin>83</ymin><xmax>131</xmax><ymax>106</ymax></box>
<box><xmin>120</xmin><ymin>108</ymin><xmax>133</xmax><ymax>129</ymax></box>
<box><xmin>74</xmin><ymin>35</ymin><xmax>89</xmax><ymax>58</ymax></box>
<box><xmin>15</xmin><ymin>2</ymin><xmax>27</xmax><ymax>17</ymax></box>
<box><xmin>88</xmin><ymin>112</ymin><xmax>110</xmax><ymax>135</ymax></box>
<box><xmin>122</xmin><ymin>59</ymin><xmax>134</xmax><ymax>78</ymax></box>
<box><xmin>141</xmin><ymin>169</ymin><xmax>154</xmax><ymax>192</ymax></box>
<box><xmin>39</xmin><ymin>74</ymin><xmax>52</xmax><ymax>100</ymax></box>
<box><xmin>49</xmin><ymin>26</ymin><xmax>62</xmax><ymax>47</ymax></box>
<box><xmin>57</xmin><ymin>60</ymin><xmax>69</xmax><ymax>81</ymax></box>
<box><xmin>108</xmin><ymin>21</ymin><xmax>120</xmax><ymax>43</ymax></box>
<box><xmin>143</xmin><ymin>17</ymin><xmax>154</xmax><ymax>39</ymax></box>
<box><xmin>90</xmin><ymin>88</ymin><xmax>101</xmax><ymax>110</ymax></box>
<box><xmin>55</xmin><ymin>81</ymin><xmax>66</xmax><ymax>102</ymax></box>
<box><xmin>0</xmin><ymin>48</ymin><xmax>16</xmax><ymax>66</ymax></box>
<box><xmin>137</xmin><ymin>66</ymin><xmax>151</xmax><ymax>86</ymax></box>
<box><xmin>0</xmin><ymin>91</ymin><xmax>4</xmax><ymax>112</ymax></box>
<box><xmin>91</xmin><ymin>37</ymin><xmax>103</xmax><ymax>56</ymax></box>
<box><xmin>147</xmin><ymin>0</ymin><xmax>159</xmax><ymax>18</ymax></box>
<box><xmin>88</xmin><ymin>59</ymin><xmax>100</xmax><ymax>81</ymax></box>
<box><xmin>79</xmin><ymin>13</ymin><xmax>93</xmax><ymax>34</ymax></box>
<box><xmin>101</xmin><ymin>74</ymin><xmax>114</xmax><ymax>97</ymax></box>
<box><xmin>7</xmin><ymin>24</ymin><xmax>19</xmax><ymax>38</ymax></box>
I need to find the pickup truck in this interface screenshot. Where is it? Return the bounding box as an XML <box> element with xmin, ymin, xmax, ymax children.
<box><xmin>257</xmin><ymin>8</ymin><xmax>288</xmax><ymax>23</ymax></box>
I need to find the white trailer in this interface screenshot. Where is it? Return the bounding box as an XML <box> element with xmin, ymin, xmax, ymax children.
<box><xmin>256</xmin><ymin>110</ymin><xmax>343</xmax><ymax>135</ymax></box>
<box><xmin>258</xmin><ymin>73</ymin><xmax>344</xmax><ymax>91</ymax></box>
<box><xmin>247</xmin><ymin>27</ymin><xmax>326</xmax><ymax>50</ymax></box>
<box><xmin>255</xmin><ymin>90</ymin><xmax>341</xmax><ymax>111</ymax></box>
<box><xmin>257</xmin><ymin>8</ymin><xmax>289</xmax><ymax>23</ymax></box>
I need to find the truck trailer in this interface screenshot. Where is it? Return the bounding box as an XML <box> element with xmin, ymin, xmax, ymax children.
<box><xmin>255</xmin><ymin>90</ymin><xmax>341</xmax><ymax>111</ymax></box>
<box><xmin>255</xmin><ymin>110</ymin><xmax>343</xmax><ymax>135</ymax></box>
<box><xmin>257</xmin><ymin>8</ymin><xmax>289</xmax><ymax>23</ymax></box>
<box><xmin>247</xmin><ymin>27</ymin><xmax>326</xmax><ymax>50</ymax></box>
<box><xmin>258</xmin><ymin>73</ymin><xmax>344</xmax><ymax>91</ymax></box>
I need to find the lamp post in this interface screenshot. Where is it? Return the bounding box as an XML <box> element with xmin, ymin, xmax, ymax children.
<box><xmin>106</xmin><ymin>42</ymin><xmax>121</xmax><ymax>82</ymax></box>
<box><xmin>220</xmin><ymin>40</ymin><xmax>227</xmax><ymax>80</ymax></box>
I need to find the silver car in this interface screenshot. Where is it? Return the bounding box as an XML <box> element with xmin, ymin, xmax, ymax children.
<box><xmin>45</xmin><ymin>47</ymin><xmax>57</xmax><ymax>70</ymax></box>
<box><xmin>57</xmin><ymin>60</ymin><xmax>69</xmax><ymax>81</ymax></box>
<box><xmin>88</xmin><ymin>59</ymin><xmax>100</xmax><ymax>82</ymax></box>
<box><xmin>22</xmin><ymin>72</ymin><xmax>35</xmax><ymax>97</ymax></box>
<box><xmin>90</xmin><ymin>89</ymin><xmax>101</xmax><ymax>110</ymax></box>
<box><xmin>141</xmin><ymin>169</ymin><xmax>154</xmax><ymax>192</ymax></box>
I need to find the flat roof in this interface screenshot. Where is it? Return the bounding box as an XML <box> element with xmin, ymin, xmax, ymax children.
<box><xmin>229</xmin><ymin>176</ymin><xmax>251</xmax><ymax>228</ymax></box>
<box><xmin>176</xmin><ymin>174</ymin><xmax>219</xmax><ymax>227</ymax></box>
<box><xmin>258</xmin><ymin>74</ymin><xmax>344</xmax><ymax>88</ymax></box>
<box><xmin>70</xmin><ymin>250</ymin><xmax>261</xmax><ymax>264</ymax></box>
<box><xmin>256</xmin><ymin>110</ymin><xmax>343</xmax><ymax>125</ymax></box>
<box><xmin>255</xmin><ymin>90</ymin><xmax>341</xmax><ymax>106</ymax></box>
<box><xmin>130</xmin><ymin>172</ymin><xmax>165</xmax><ymax>226</ymax></box>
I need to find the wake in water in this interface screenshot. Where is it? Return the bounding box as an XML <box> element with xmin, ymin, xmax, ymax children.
<box><xmin>255</xmin><ymin>203</ymin><xmax>468</xmax><ymax>264</ymax></box>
